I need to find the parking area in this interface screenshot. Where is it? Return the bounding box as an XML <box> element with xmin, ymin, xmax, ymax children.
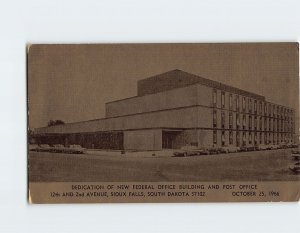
<box><xmin>28</xmin><ymin>148</ymin><xmax>300</xmax><ymax>182</ymax></box>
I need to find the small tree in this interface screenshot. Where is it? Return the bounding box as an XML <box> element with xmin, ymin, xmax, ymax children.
<box><xmin>47</xmin><ymin>120</ymin><xmax>65</xmax><ymax>127</ymax></box>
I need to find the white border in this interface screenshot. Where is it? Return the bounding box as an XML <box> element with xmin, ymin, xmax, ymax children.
<box><xmin>0</xmin><ymin>0</ymin><xmax>300</xmax><ymax>232</ymax></box>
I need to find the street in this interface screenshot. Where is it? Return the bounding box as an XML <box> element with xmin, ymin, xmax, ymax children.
<box><xmin>28</xmin><ymin>149</ymin><xmax>299</xmax><ymax>182</ymax></box>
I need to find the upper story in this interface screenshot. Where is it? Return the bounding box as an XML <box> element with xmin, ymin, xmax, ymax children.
<box><xmin>34</xmin><ymin>70</ymin><xmax>295</xmax><ymax>135</ymax></box>
<box><xmin>106</xmin><ymin>69</ymin><xmax>294</xmax><ymax>121</ymax></box>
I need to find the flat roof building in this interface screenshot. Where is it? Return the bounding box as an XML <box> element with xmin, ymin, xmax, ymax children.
<box><xmin>33</xmin><ymin>70</ymin><xmax>296</xmax><ymax>151</ymax></box>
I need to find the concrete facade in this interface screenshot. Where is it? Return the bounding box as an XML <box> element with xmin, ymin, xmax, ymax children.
<box><xmin>33</xmin><ymin>70</ymin><xmax>297</xmax><ymax>151</ymax></box>
<box><xmin>124</xmin><ymin>130</ymin><xmax>162</xmax><ymax>151</ymax></box>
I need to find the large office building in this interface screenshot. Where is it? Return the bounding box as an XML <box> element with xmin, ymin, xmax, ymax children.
<box><xmin>33</xmin><ymin>69</ymin><xmax>296</xmax><ymax>151</ymax></box>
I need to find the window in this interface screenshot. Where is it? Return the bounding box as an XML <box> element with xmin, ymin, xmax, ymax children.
<box><xmin>259</xmin><ymin>101</ymin><xmax>262</xmax><ymax>114</ymax></box>
<box><xmin>259</xmin><ymin>116</ymin><xmax>262</xmax><ymax>130</ymax></box>
<box><xmin>190</xmin><ymin>142</ymin><xmax>198</xmax><ymax>147</ymax></box>
<box><xmin>229</xmin><ymin>94</ymin><xmax>232</xmax><ymax>110</ymax></box>
<box><xmin>264</xmin><ymin>117</ymin><xmax>267</xmax><ymax>131</ymax></box>
<box><xmin>229</xmin><ymin>131</ymin><xmax>233</xmax><ymax>145</ymax></box>
<box><xmin>213</xmin><ymin>110</ymin><xmax>217</xmax><ymax>128</ymax></box>
<box><xmin>249</xmin><ymin>132</ymin><xmax>252</xmax><ymax>144</ymax></box>
<box><xmin>236</xmin><ymin>132</ymin><xmax>240</xmax><ymax>146</ymax></box>
<box><xmin>221</xmin><ymin>131</ymin><xmax>225</xmax><ymax>146</ymax></box>
<box><xmin>254</xmin><ymin>116</ymin><xmax>257</xmax><ymax>130</ymax></box>
<box><xmin>242</xmin><ymin>97</ymin><xmax>246</xmax><ymax>111</ymax></box>
<box><xmin>213</xmin><ymin>130</ymin><xmax>217</xmax><ymax>145</ymax></box>
<box><xmin>221</xmin><ymin>111</ymin><xmax>225</xmax><ymax>128</ymax></box>
<box><xmin>259</xmin><ymin>133</ymin><xmax>262</xmax><ymax>144</ymax></box>
<box><xmin>249</xmin><ymin>116</ymin><xmax>252</xmax><ymax>130</ymax></box>
<box><xmin>236</xmin><ymin>113</ymin><xmax>240</xmax><ymax>129</ymax></box>
<box><xmin>248</xmin><ymin>99</ymin><xmax>252</xmax><ymax>113</ymax></box>
<box><xmin>273</xmin><ymin>119</ymin><xmax>276</xmax><ymax>132</ymax></box>
<box><xmin>229</xmin><ymin>112</ymin><xmax>233</xmax><ymax>129</ymax></box>
<box><xmin>236</xmin><ymin>95</ymin><xmax>240</xmax><ymax>111</ymax></box>
<box><xmin>221</xmin><ymin>92</ymin><xmax>225</xmax><ymax>109</ymax></box>
<box><xmin>273</xmin><ymin>105</ymin><xmax>276</xmax><ymax>117</ymax></box>
<box><xmin>254</xmin><ymin>133</ymin><xmax>257</xmax><ymax>145</ymax></box>
<box><xmin>269</xmin><ymin>133</ymin><xmax>271</xmax><ymax>144</ymax></box>
<box><xmin>269</xmin><ymin>118</ymin><xmax>272</xmax><ymax>131</ymax></box>
<box><xmin>264</xmin><ymin>133</ymin><xmax>267</xmax><ymax>144</ymax></box>
<box><xmin>242</xmin><ymin>115</ymin><xmax>246</xmax><ymax>130</ymax></box>
<box><xmin>268</xmin><ymin>104</ymin><xmax>271</xmax><ymax>116</ymax></box>
<box><xmin>254</xmin><ymin>100</ymin><xmax>257</xmax><ymax>114</ymax></box>
<box><xmin>213</xmin><ymin>89</ymin><xmax>217</xmax><ymax>107</ymax></box>
<box><xmin>264</xmin><ymin>103</ymin><xmax>267</xmax><ymax>115</ymax></box>
<box><xmin>242</xmin><ymin>132</ymin><xmax>246</xmax><ymax>146</ymax></box>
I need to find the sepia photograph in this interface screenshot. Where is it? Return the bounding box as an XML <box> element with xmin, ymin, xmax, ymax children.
<box><xmin>28</xmin><ymin>43</ymin><xmax>299</xmax><ymax>186</ymax></box>
<box><xmin>3</xmin><ymin>0</ymin><xmax>300</xmax><ymax>231</ymax></box>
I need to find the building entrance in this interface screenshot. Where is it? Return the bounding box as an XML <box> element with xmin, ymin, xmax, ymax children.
<box><xmin>162</xmin><ymin>130</ymin><xmax>183</xmax><ymax>149</ymax></box>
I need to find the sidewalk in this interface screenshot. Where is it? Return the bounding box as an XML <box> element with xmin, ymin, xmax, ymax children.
<box><xmin>85</xmin><ymin>149</ymin><xmax>175</xmax><ymax>158</ymax></box>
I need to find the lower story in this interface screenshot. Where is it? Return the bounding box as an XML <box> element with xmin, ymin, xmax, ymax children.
<box><xmin>32</xmin><ymin>128</ymin><xmax>295</xmax><ymax>151</ymax></box>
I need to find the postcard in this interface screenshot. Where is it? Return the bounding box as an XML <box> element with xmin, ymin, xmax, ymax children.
<box><xmin>28</xmin><ymin>43</ymin><xmax>300</xmax><ymax>203</ymax></box>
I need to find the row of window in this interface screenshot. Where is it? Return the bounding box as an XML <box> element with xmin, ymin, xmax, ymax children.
<box><xmin>213</xmin><ymin>111</ymin><xmax>294</xmax><ymax>132</ymax></box>
<box><xmin>213</xmin><ymin>131</ymin><xmax>293</xmax><ymax>146</ymax></box>
<box><xmin>212</xmin><ymin>89</ymin><xmax>294</xmax><ymax>119</ymax></box>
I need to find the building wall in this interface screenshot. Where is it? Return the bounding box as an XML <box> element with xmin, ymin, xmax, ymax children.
<box><xmin>35</xmin><ymin>106</ymin><xmax>203</xmax><ymax>134</ymax></box>
<box><xmin>209</xmin><ymin>88</ymin><xmax>295</xmax><ymax>147</ymax></box>
<box><xmin>137</xmin><ymin>69</ymin><xmax>201</xmax><ymax>96</ymax></box>
<box><xmin>197</xmin><ymin>105</ymin><xmax>213</xmax><ymax>128</ymax></box>
<box><xmin>137</xmin><ymin>69</ymin><xmax>265</xmax><ymax>101</ymax></box>
<box><xmin>124</xmin><ymin>129</ymin><xmax>162</xmax><ymax>151</ymax></box>
<box><xmin>106</xmin><ymin>85</ymin><xmax>199</xmax><ymax>118</ymax></box>
<box><xmin>198</xmin><ymin>129</ymin><xmax>213</xmax><ymax>147</ymax></box>
<box><xmin>34</xmin><ymin>74</ymin><xmax>296</xmax><ymax>150</ymax></box>
<box><xmin>197</xmin><ymin>85</ymin><xmax>214</xmax><ymax>107</ymax></box>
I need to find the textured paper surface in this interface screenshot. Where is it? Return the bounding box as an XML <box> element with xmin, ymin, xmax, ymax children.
<box><xmin>27</xmin><ymin>43</ymin><xmax>300</xmax><ymax>203</ymax></box>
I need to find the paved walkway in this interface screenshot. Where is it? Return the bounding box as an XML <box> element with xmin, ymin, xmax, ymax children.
<box><xmin>85</xmin><ymin>149</ymin><xmax>175</xmax><ymax>158</ymax></box>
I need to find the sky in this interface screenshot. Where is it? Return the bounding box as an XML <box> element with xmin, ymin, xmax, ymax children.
<box><xmin>28</xmin><ymin>43</ymin><xmax>299</xmax><ymax>129</ymax></box>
